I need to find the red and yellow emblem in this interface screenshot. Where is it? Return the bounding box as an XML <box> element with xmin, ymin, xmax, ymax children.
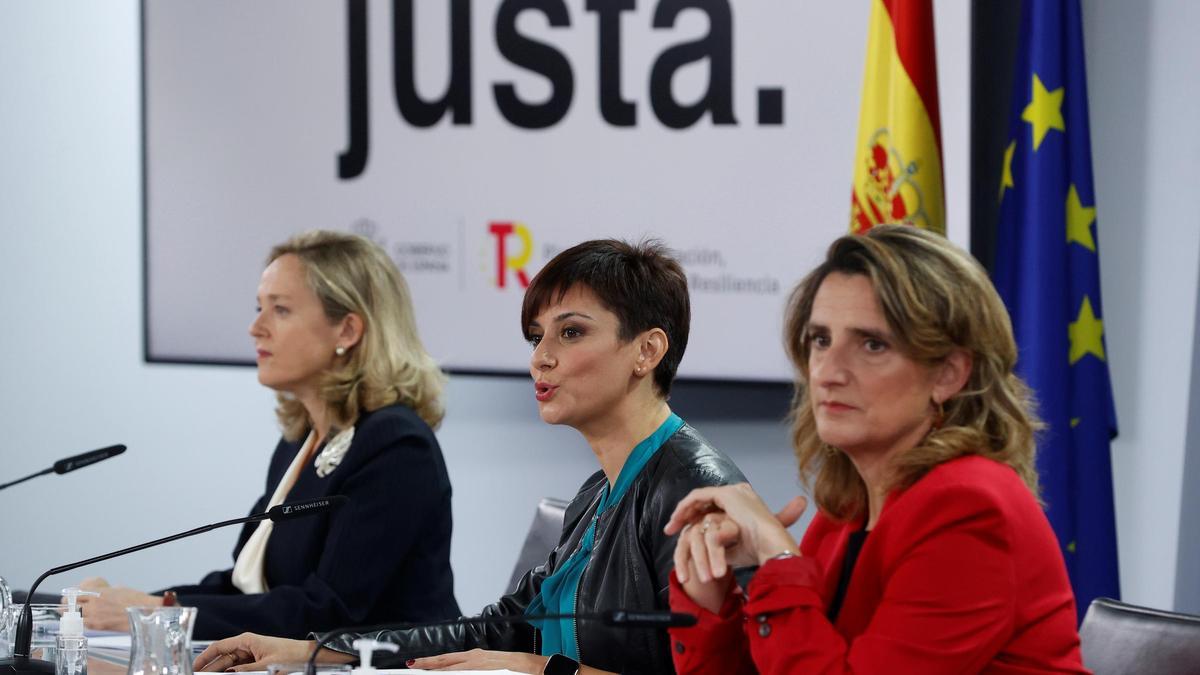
<box><xmin>850</xmin><ymin>0</ymin><xmax>945</xmax><ymax>235</ymax></box>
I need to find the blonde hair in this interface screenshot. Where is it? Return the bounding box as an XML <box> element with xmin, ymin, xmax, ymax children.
<box><xmin>268</xmin><ymin>230</ymin><xmax>446</xmax><ymax>439</ymax></box>
<box><xmin>784</xmin><ymin>225</ymin><xmax>1042</xmax><ymax>521</ymax></box>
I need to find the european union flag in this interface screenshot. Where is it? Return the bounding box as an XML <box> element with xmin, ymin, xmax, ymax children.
<box><xmin>994</xmin><ymin>0</ymin><xmax>1119</xmax><ymax>618</ymax></box>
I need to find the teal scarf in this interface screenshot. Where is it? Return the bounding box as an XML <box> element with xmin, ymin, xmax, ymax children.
<box><xmin>525</xmin><ymin>413</ymin><xmax>684</xmax><ymax>659</ymax></box>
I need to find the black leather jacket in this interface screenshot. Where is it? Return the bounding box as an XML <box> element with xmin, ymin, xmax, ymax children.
<box><xmin>327</xmin><ymin>423</ymin><xmax>746</xmax><ymax>674</ymax></box>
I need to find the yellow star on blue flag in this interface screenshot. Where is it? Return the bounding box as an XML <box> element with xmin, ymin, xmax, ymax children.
<box><xmin>1022</xmin><ymin>74</ymin><xmax>1065</xmax><ymax>151</ymax></box>
<box><xmin>1066</xmin><ymin>184</ymin><xmax>1096</xmax><ymax>251</ymax></box>
<box><xmin>1068</xmin><ymin>296</ymin><xmax>1105</xmax><ymax>365</ymax></box>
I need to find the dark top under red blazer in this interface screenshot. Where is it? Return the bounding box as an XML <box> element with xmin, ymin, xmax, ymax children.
<box><xmin>165</xmin><ymin>404</ymin><xmax>460</xmax><ymax>639</ymax></box>
<box><xmin>669</xmin><ymin>454</ymin><xmax>1088</xmax><ymax>674</ymax></box>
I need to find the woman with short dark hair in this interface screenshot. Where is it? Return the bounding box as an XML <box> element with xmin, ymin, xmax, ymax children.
<box><xmin>519</xmin><ymin>239</ymin><xmax>691</xmax><ymax>399</ymax></box>
<box><xmin>196</xmin><ymin>239</ymin><xmax>747</xmax><ymax>675</ymax></box>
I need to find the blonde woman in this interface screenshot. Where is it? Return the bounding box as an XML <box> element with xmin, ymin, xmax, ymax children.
<box><xmin>665</xmin><ymin>226</ymin><xmax>1086</xmax><ymax>673</ymax></box>
<box><xmin>75</xmin><ymin>231</ymin><xmax>460</xmax><ymax>639</ymax></box>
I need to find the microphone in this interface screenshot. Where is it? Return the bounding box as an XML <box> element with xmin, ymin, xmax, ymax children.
<box><xmin>0</xmin><ymin>495</ymin><xmax>348</xmax><ymax>675</ymax></box>
<box><xmin>0</xmin><ymin>445</ymin><xmax>126</xmax><ymax>492</ymax></box>
<box><xmin>301</xmin><ymin>608</ymin><xmax>696</xmax><ymax>675</ymax></box>
<box><xmin>268</xmin><ymin>498</ymin><xmax>347</xmax><ymax>522</ymax></box>
<box><xmin>594</xmin><ymin>609</ymin><xmax>696</xmax><ymax>627</ymax></box>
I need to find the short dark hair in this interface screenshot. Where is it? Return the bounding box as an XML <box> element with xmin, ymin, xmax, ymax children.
<box><xmin>521</xmin><ymin>239</ymin><xmax>690</xmax><ymax>397</ymax></box>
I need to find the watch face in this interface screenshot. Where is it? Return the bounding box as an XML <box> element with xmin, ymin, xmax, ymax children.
<box><xmin>544</xmin><ymin>654</ymin><xmax>580</xmax><ymax>675</ymax></box>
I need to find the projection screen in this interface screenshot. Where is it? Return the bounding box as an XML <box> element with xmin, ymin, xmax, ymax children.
<box><xmin>144</xmin><ymin>0</ymin><xmax>968</xmax><ymax>381</ymax></box>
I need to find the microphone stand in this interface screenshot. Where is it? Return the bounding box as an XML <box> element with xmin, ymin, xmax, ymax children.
<box><xmin>0</xmin><ymin>496</ymin><xmax>347</xmax><ymax>675</ymax></box>
<box><xmin>0</xmin><ymin>468</ymin><xmax>53</xmax><ymax>492</ymax></box>
<box><xmin>0</xmin><ymin>445</ymin><xmax>126</xmax><ymax>492</ymax></box>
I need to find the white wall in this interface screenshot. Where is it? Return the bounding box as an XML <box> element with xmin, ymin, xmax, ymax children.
<box><xmin>1085</xmin><ymin>0</ymin><xmax>1200</xmax><ymax>611</ymax></box>
<box><xmin>0</xmin><ymin>0</ymin><xmax>1195</xmax><ymax>617</ymax></box>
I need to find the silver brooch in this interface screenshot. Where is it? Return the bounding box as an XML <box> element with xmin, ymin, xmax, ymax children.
<box><xmin>314</xmin><ymin>426</ymin><xmax>355</xmax><ymax>478</ymax></box>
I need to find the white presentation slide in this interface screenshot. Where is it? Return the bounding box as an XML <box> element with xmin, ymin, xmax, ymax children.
<box><xmin>144</xmin><ymin>0</ymin><xmax>964</xmax><ymax>381</ymax></box>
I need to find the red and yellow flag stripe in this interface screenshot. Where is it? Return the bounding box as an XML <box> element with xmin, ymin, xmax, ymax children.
<box><xmin>850</xmin><ymin>0</ymin><xmax>945</xmax><ymax>235</ymax></box>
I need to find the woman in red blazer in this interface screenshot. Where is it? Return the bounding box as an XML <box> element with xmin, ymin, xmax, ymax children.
<box><xmin>664</xmin><ymin>225</ymin><xmax>1088</xmax><ymax>674</ymax></box>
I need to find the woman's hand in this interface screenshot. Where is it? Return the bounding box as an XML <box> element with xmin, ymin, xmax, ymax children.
<box><xmin>665</xmin><ymin>483</ymin><xmax>808</xmax><ymax>582</ymax></box>
<box><xmin>672</xmin><ymin>512</ymin><xmax>740</xmax><ymax>613</ymax></box>
<box><xmin>407</xmin><ymin>649</ymin><xmax>548</xmax><ymax>673</ymax></box>
<box><xmin>194</xmin><ymin>634</ymin><xmax>337</xmax><ymax>672</ymax></box>
<box><xmin>70</xmin><ymin>579</ymin><xmax>163</xmax><ymax>631</ymax></box>
<box><xmin>77</xmin><ymin>576</ymin><xmax>110</xmax><ymax>592</ymax></box>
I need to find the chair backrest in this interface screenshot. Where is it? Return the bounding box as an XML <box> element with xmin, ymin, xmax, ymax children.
<box><xmin>1079</xmin><ymin>597</ymin><xmax>1200</xmax><ymax>675</ymax></box>
<box><xmin>507</xmin><ymin>497</ymin><xmax>569</xmax><ymax>593</ymax></box>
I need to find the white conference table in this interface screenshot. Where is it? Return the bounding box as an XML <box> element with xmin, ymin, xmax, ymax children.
<box><xmin>76</xmin><ymin>635</ymin><xmax>519</xmax><ymax>675</ymax></box>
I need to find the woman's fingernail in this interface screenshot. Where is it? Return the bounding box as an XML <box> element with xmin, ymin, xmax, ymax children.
<box><xmin>406</xmin><ymin>660</ymin><xmax>415</xmax><ymax>667</ymax></box>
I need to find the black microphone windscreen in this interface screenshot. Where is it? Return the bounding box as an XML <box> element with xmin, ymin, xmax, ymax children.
<box><xmin>268</xmin><ymin>495</ymin><xmax>349</xmax><ymax>522</ymax></box>
<box><xmin>603</xmin><ymin>610</ymin><xmax>697</xmax><ymax>628</ymax></box>
<box><xmin>52</xmin><ymin>444</ymin><xmax>126</xmax><ymax>474</ymax></box>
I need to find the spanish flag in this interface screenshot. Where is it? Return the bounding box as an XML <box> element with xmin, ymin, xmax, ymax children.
<box><xmin>850</xmin><ymin>0</ymin><xmax>945</xmax><ymax>235</ymax></box>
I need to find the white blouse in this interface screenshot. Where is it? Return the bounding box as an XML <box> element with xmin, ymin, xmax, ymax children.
<box><xmin>231</xmin><ymin>426</ymin><xmax>355</xmax><ymax>594</ymax></box>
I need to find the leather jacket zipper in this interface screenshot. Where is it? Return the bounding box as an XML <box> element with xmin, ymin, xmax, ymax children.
<box><xmin>573</xmin><ymin>512</ymin><xmax>598</xmax><ymax>666</ymax></box>
<box><xmin>573</xmin><ymin>562</ymin><xmax>584</xmax><ymax>665</ymax></box>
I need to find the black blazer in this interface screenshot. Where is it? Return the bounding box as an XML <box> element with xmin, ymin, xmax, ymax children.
<box><xmin>166</xmin><ymin>404</ymin><xmax>460</xmax><ymax>639</ymax></box>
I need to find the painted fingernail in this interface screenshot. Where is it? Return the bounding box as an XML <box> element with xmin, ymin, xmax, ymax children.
<box><xmin>406</xmin><ymin>660</ymin><xmax>415</xmax><ymax>667</ymax></box>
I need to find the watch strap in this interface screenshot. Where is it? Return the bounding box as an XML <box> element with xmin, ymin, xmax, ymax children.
<box><xmin>543</xmin><ymin>653</ymin><xmax>580</xmax><ymax>675</ymax></box>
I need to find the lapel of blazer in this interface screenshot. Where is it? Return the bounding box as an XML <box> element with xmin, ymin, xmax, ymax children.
<box><xmin>285</xmin><ymin>433</ymin><xmax>342</xmax><ymax>501</ymax></box>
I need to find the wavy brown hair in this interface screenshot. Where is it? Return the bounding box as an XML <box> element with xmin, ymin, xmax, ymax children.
<box><xmin>268</xmin><ymin>231</ymin><xmax>445</xmax><ymax>440</ymax></box>
<box><xmin>785</xmin><ymin>225</ymin><xmax>1042</xmax><ymax>521</ymax></box>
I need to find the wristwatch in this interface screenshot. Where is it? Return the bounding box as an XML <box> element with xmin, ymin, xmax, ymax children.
<box><xmin>543</xmin><ymin>653</ymin><xmax>580</xmax><ymax>675</ymax></box>
<box><xmin>766</xmin><ymin>550</ymin><xmax>798</xmax><ymax>563</ymax></box>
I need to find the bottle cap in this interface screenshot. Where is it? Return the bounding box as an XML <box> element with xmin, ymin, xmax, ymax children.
<box><xmin>59</xmin><ymin>587</ymin><xmax>100</xmax><ymax>636</ymax></box>
<box><xmin>350</xmin><ymin>638</ymin><xmax>399</xmax><ymax>675</ymax></box>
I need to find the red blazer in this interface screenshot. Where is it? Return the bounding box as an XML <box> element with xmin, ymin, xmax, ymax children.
<box><xmin>668</xmin><ymin>455</ymin><xmax>1088</xmax><ymax>674</ymax></box>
